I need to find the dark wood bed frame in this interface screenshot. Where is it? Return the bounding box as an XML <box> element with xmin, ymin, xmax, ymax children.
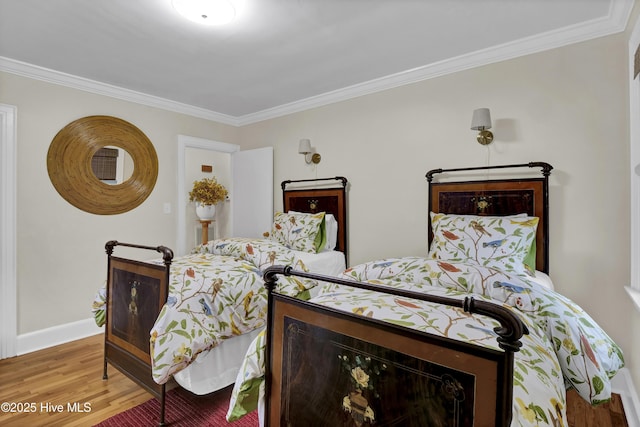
<box><xmin>263</xmin><ymin>266</ymin><xmax>528</xmax><ymax>426</ymax></box>
<box><xmin>101</xmin><ymin>177</ymin><xmax>349</xmax><ymax>426</ymax></box>
<box><xmin>262</xmin><ymin>163</ymin><xmax>552</xmax><ymax>426</ymax></box>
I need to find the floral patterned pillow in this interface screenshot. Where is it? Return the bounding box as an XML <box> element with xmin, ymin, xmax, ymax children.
<box><xmin>428</xmin><ymin>212</ymin><xmax>539</xmax><ymax>274</ymax></box>
<box><xmin>270</xmin><ymin>211</ymin><xmax>326</xmax><ymax>253</ymax></box>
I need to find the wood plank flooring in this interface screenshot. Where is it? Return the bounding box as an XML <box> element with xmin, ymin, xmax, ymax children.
<box><xmin>566</xmin><ymin>388</ymin><xmax>629</xmax><ymax>427</ymax></box>
<box><xmin>0</xmin><ymin>334</ymin><xmax>631</xmax><ymax>426</ymax></box>
<box><xmin>0</xmin><ymin>334</ymin><xmax>150</xmax><ymax>426</ymax></box>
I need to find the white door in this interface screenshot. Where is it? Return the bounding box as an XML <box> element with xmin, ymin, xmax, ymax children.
<box><xmin>231</xmin><ymin>147</ymin><xmax>273</xmax><ymax>237</ymax></box>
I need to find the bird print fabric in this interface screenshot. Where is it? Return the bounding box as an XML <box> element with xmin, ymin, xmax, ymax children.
<box><xmin>429</xmin><ymin>212</ymin><xmax>539</xmax><ymax>275</ymax></box>
<box><xmin>227</xmin><ymin>256</ymin><xmax>625</xmax><ymax>427</ymax></box>
<box><xmin>136</xmin><ymin>237</ymin><xmax>318</xmax><ymax>385</ymax></box>
<box><xmin>338</xmin><ymin>257</ymin><xmax>624</xmax><ymax>407</ymax></box>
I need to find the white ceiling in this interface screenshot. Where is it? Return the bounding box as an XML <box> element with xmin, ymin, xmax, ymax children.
<box><xmin>0</xmin><ymin>0</ymin><xmax>633</xmax><ymax>125</ymax></box>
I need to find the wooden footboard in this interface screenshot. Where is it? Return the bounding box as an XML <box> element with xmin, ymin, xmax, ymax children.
<box><xmin>102</xmin><ymin>241</ymin><xmax>174</xmax><ymax>426</ymax></box>
<box><xmin>262</xmin><ymin>266</ymin><xmax>527</xmax><ymax>427</ymax></box>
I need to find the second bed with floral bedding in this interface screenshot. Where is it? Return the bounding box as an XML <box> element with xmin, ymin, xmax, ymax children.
<box><xmin>226</xmin><ymin>256</ymin><xmax>624</xmax><ymax>426</ymax></box>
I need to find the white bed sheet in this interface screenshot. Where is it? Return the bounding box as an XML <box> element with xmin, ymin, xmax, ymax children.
<box><xmin>173</xmin><ymin>328</ymin><xmax>263</xmax><ymax>395</ymax></box>
<box><xmin>296</xmin><ymin>249</ymin><xmax>346</xmax><ymax>277</ymax></box>
<box><xmin>173</xmin><ymin>249</ymin><xmax>346</xmax><ymax>395</ymax></box>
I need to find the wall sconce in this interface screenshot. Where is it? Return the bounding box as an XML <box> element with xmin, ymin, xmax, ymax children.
<box><xmin>470</xmin><ymin>108</ymin><xmax>494</xmax><ymax>145</ymax></box>
<box><xmin>298</xmin><ymin>139</ymin><xmax>321</xmax><ymax>164</ymax></box>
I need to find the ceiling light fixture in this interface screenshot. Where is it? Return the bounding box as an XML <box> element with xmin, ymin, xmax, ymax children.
<box><xmin>172</xmin><ymin>0</ymin><xmax>236</xmax><ymax>26</ymax></box>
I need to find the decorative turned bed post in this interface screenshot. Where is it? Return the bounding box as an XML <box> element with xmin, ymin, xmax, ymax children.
<box><xmin>103</xmin><ymin>240</ymin><xmax>118</xmax><ymax>382</ymax></box>
<box><xmin>262</xmin><ymin>264</ymin><xmax>288</xmax><ymax>427</ymax></box>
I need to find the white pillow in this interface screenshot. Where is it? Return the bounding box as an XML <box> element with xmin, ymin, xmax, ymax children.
<box><xmin>324</xmin><ymin>214</ymin><xmax>338</xmax><ymax>251</ymax></box>
<box><xmin>526</xmin><ymin>271</ymin><xmax>555</xmax><ymax>290</ymax></box>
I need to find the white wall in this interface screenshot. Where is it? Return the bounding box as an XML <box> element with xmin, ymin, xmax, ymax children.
<box><xmin>238</xmin><ymin>33</ymin><xmax>634</xmax><ymax>381</ymax></box>
<box><xmin>0</xmin><ymin>71</ymin><xmax>238</xmax><ymax>335</ymax></box>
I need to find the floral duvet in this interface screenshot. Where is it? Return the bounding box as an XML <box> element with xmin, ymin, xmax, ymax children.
<box><xmin>226</xmin><ymin>257</ymin><xmax>625</xmax><ymax>426</ymax></box>
<box><xmin>92</xmin><ymin>237</ymin><xmax>318</xmax><ymax>384</ymax></box>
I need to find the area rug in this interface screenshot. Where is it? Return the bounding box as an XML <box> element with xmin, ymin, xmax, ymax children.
<box><xmin>94</xmin><ymin>385</ymin><xmax>258</xmax><ymax>426</ymax></box>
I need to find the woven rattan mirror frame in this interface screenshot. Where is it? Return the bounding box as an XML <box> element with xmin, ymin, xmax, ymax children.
<box><xmin>47</xmin><ymin>115</ymin><xmax>158</xmax><ymax>215</ymax></box>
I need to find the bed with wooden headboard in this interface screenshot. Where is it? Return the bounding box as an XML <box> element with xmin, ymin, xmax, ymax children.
<box><xmin>98</xmin><ymin>177</ymin><xmax>349</xmax><ymax>426</ymax></box>
<box><xmin>226</xmin><ymin>163</ymin><xmax>625</xmax><ymax>427</ymax></box>
<box><xmin>281</xmin><ymin>176</ymin><xmax>348</xmax><ymax>264</ymax></box>
<box><xmin>426</xmin><ymin>161</ymin><xmax>551</xmax><ymax>274</ymax></box>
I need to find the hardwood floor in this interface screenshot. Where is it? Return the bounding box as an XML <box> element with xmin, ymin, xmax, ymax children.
<box><xmin>0</xmin><ymin>334</ymin><xmax>631</xmax><ymax>426</ymax></box>
<box><xmin>566</xmin><ymin>388</ymin><xmax>629</xmax><ymax>427</ymax></box>
<box><xmin>0</xmin><ymin>334</ymin><xmax>150</xmax><ymax>426</ymax></box>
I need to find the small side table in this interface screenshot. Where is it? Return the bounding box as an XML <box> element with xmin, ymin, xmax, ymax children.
<box><xmin>199</xmin><ymin>220</ymin><xmax>212</xmax><ymax>245</ymax></box>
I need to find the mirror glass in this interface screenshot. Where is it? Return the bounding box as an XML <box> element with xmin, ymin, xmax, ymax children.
<box><xmin>91</xmin><ymin>146</ymin><xmax>134</xmax><ymax>184</ymax></box>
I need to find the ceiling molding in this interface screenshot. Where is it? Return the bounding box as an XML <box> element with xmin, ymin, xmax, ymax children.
<box><xmin>0</xmin><ymin>56</ymin><xmax>240</xmax><ymax>126</ymax></box>
<box><xmin>0</xmin><ymin>0</ymin><xmax>632</xmax><ymax>128</ymax></box>
<box><xmin>238</xmin><ymin>0</ymin><xmax>634</xmax><ymax>125</ymax></box>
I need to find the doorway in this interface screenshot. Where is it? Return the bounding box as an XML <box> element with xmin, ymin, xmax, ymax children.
<box><xmin>177</xmin><ymin>135</ymin><xmax>239</xmax><ymax>255</ymax></box>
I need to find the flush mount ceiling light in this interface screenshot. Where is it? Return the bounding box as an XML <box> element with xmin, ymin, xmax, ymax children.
<box><xmin>172</xmin><ymin>0</ymin><xmax>236</xmax><ymax>25</ymax></box>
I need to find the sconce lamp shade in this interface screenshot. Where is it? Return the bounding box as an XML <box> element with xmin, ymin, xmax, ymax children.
<box><xmin>470</xmin><ymin>108</ymin><xmax>492</xmax><ymax>130</ymax></box>
<box><xmin>470</xmin><ymin>108</ymin><xmax>494</xmax><ymax>145</ymax></box>
<box><xmin>298</xmin><ymin>139</ymin><xmax>312</xmax><ymax>154</ymax></box>
<box><xmin>298</xmin><ymin>138</ymin><xmax>321</xmax><ymax>164</ymax></box>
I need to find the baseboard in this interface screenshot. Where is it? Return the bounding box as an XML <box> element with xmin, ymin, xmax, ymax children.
<box><xmin>612</xmin><ymin>367</ymin><xmax>640</xmax><ymax>427</ymax></box>
<box><xmin>16</xmin><ymin>317</ymin><xmax>103</xmax><ymax>356</ymax></box>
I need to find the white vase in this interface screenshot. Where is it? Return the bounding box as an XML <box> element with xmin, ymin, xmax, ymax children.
<box><xmin>195</xmin><ymin>203</ymin><xmax>216</xmax><ymax>221</ymax></box>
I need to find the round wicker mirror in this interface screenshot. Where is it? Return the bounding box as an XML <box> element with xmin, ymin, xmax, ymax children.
<box><xmin>47</xmin><ymin>115</ymin><xmax>158</xmax><ymax>215</ymax></box>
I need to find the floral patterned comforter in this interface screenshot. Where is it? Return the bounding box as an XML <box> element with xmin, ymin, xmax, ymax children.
<box><xmin>92</xmin><ymin>237</ymin><xmax>318</xmax><ymax>384</ymax></box>
<box><xmin>227</xmin><ymin>257</ymin><xmax>625</xmax><ymax>426</ymax></box>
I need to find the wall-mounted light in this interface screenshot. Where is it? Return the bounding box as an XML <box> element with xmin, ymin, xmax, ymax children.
<box><xmin>470</xmin><ymin>108</ymin><xmax>494</xmax><ymax>145</ymax></box>
<box><xmin>298</xmin><ymin>139</ymin><xmax>321</xmax><ymax>164</ymax></box>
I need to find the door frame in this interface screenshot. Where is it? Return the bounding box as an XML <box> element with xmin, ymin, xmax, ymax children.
<box><xmin>177</xmin><ymin>135</ymin><xmax>239</xmax><ymax>255</ymax></box>
<box><xmin>0</xmin><ymin>103</ymin><xmax>17</xmax><ymax>359</ymax></box>
<box><xmin>628</xmin><ymin>14</ymin><xmax>640</xmax><ymax>308</ymax></box>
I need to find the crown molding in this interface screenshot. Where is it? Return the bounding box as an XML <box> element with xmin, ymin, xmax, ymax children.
<box><xmin>238</xmin><ymin>0</ymin><xmax>634</xmax><ymax>125</ymax></box>
<box><xmin>0</xmin><ymin>56</ymin><xmax>240</xmax><ymax>126</ymax></box>
<box><xmin>0</xmin><ymin>0</ymin><xmax>632</xmax><ymax>127</ymax></box>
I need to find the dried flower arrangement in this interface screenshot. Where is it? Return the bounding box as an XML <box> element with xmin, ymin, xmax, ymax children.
<box><xmin>188</xmin><ymin>177</ymin><xmax>228</xmax><ymax>205</ymax></box>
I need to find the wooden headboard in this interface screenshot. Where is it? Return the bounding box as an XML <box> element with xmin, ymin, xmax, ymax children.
<box><xmin>281</xmin><ymin>177</ymin><xmax>348</xmax><ymax>262</ymax></box>
<box><xmin>426</xmin><ymin>162</ymin><xmax>552</xmax><ymax>274</ymax></box>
